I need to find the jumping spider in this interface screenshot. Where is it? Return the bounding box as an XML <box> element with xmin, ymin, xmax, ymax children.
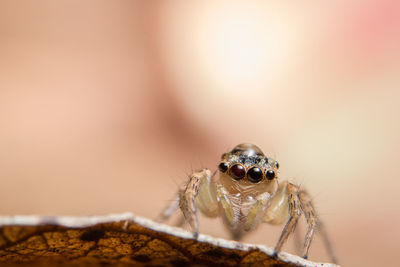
<box><xmin>157</xmin><ymin>143</ymin><xmax>336</xmax><ymax>263</ymax></box>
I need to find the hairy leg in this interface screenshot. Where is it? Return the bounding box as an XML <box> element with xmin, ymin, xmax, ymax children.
<box><xmin>318</xmin><ymin>221</ymin><xmax>338</xmax><ymax>264</ymax></box>
<box><xmin>179</xmin><ymin>169</ymin><xmax>213</xmax><ymax>238</ymax></box>
<box><xmin>298</xmin><ymin>189</ymin><xmax>338</xmax><ymax>263</ymax></box>
<box><xmin>293</xmin><ymin>221</ymin><xmax>303</xmax><ymax>256</ymax></box>
<box><xmin>297</xmin><ymin>189</ymin><xmax>316</xmax><ymax>259</ymax></box>
<box><xmin>273</xmin><ymin>183</ymin><xmax>302</xmax><ymax>256</ymax></box>
<box><xmin>156</xmin><ymin>192</ymin><xmax>181</xmax><ymax>223</ymax></box>
<box><xmin>157</xmin><ymin>198</ymin><xmax>187</xmax><ymax>228</ymax></box>
<box><xmin>174</xmin><ymin>213</ymin><xmax>187</xmax><ymax>227</ymax></box>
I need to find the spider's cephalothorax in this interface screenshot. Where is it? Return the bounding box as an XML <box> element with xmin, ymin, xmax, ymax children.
<box><xmin>218</xmin><ymin>143</ymin><xmax>279</xmax><ymax>183</ymax></box>
<box><xmin>157</xmin><ymin>143</ymin><xmax>337</xmax><ymax>263</ymax></box>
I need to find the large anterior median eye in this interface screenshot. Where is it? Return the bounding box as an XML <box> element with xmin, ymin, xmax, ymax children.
<box><xmin>230</xmin><ymin>164</ymin><xmax>245</xmax><ymax>180</ymax></box>
<box><xmin>247</xmin><ymin>167</ymin><xmax>263</xmax><ymax>183</ymax></box>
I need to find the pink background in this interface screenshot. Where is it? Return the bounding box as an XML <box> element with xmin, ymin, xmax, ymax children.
<box><xmin>1</xmin><ymin>1</ymin><xmax>399</xmax><ymax>266</ymax></box>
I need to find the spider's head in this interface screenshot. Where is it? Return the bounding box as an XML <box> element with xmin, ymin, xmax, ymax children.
<box><xmin>218</xmin><ymin>143</ymin><xmax>279</xmax><ymax>184</ymax></box>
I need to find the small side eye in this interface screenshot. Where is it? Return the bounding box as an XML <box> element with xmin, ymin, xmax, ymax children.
<box><xmin>230</xmin><ymin>164</ymin><xmax>246</xmax><ymax>180</ymax></box>
<box><xmin>218</xmin><ymin>162</ymin><xmax>229</xmax><ymax>173</ymax></box>
<box><xmin>265</xmin><ymin>170</ymin><xmax>275</xmax><ymax>180</ymax></box>
<box><xmin>247</xmin><ymin>167</ymin><xmax>263</xmax><ymax>183</ymax></box>
<box><xmin>274</xmin><ymin>161</ymin><xmax>279</xmax><ymax>169</ymax></box>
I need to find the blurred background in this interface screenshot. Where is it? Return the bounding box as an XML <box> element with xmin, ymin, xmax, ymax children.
<box><xmin>1</xmin><ymin>0</ymin><xmax>399</xmax><ymax>266</ymax></box>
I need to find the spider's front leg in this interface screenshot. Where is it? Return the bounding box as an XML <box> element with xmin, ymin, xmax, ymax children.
<box><xmin>273</xmin><ymin>182</ymin><xmax>302</xmax><ymax>257</ymax></box>
<box><xmin>298</xmin><ymin>189</ymin><xmax>317</xmax><ymax>259</ymax></box>
<box><xmin>298</xmin><ymin>189</ymin><xmax>338</xmax><ymax>263</ymax></box>
<box><xmin>158</xmin><ymin>169</ymin><xmax>218</xmax><ymax>238</ymax></box>
<box><xmin>179</xmin><ymin>169</ymin><xmax>218</xmax><ymax>238</ymax></box>
<box><xmin>272</xmin><ymin>183</ymin><xmax>338</xmax><ymax>263</ymax></box>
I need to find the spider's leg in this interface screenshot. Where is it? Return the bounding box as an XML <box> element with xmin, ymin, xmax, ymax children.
<box><xmin>297</xmin><ymin>189</ymin><xmax>316</xmax><ymax>260</ymax></box>
<box><xmin>156</xmin><ymin>192</ymin><xmax>181</xmax><ymax>223</ymax></box>
<box><xmin>174</xmin><ymin>213</ymin><xmax>186</xmax><ymax>227</ymax></box>
<box><xmin>273</xmin><ymin>182</ymin><xmax>302</xmax><ymax>256</ymax></box>
<box><xmin>293</xmin><ymin>220</ymin><xmax>303</xmax><ymax>256</ymax></box>
<box><xmin>298</xmin><ymin>189</ymin><xmax>338</xmax><ymax>264</ymax></box>
<box><xmin>318</xmin><ymin>221</ymin><xmax>338</xmax><ymax>264</ymax></box>
<box><xmin>179</xmin><ymin>169</ymin><xmax>213</xmax><ymax>238</ymax></box>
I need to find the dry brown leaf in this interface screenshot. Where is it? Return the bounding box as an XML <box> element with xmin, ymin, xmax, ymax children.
<box><xmin>0</xmin><ymin>213</ymin><xmax>338</xmax><ymax>266</ymax></box>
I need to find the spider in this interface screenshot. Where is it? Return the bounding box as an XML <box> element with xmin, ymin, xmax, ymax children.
<box><xmin>157</xmin><ymin>143</ymin><xmax>337</xmax><ymax>263</ymax></box>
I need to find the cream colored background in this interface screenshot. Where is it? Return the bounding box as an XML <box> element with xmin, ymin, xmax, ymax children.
<box><xmin>1</xmin><ymin>1</ymin><xmax>399</xmax><ymax>266</ymax></box>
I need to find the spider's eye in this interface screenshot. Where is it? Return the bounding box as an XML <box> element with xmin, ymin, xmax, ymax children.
<box><xmin>247</xmin><ymin>167</ymin><xmax>263</xmax><ymax>183</ymax></box>
<box><xmin>265</xmin><ymin>170</ymin><xmax>275</xmax><ymax>180</ymax></box>
<box><xmin>274</xmin><ymin>161</ymin><xmax>279</xmax><ymax>169</ymax></box>
<box><xmin>230</xmin><ymin>164</ymin><xmax>245</xmax><ymax>180</ymax></box>
<box><xmin>218</xmin><ymin>162</ymin><xmax>229</xmax><ymax>173</ymax></box>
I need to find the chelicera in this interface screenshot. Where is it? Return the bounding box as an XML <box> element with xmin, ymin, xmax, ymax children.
<box><xmin>157</xmin><ymin>143</ymin><xmax>337</xmax><ymax>263</ymax></box>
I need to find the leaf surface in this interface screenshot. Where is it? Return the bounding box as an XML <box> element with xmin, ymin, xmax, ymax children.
<box><xmin>0</xmin><ymin>213</ymin><xmax>338</xmax><ymax>266</ymax></box>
